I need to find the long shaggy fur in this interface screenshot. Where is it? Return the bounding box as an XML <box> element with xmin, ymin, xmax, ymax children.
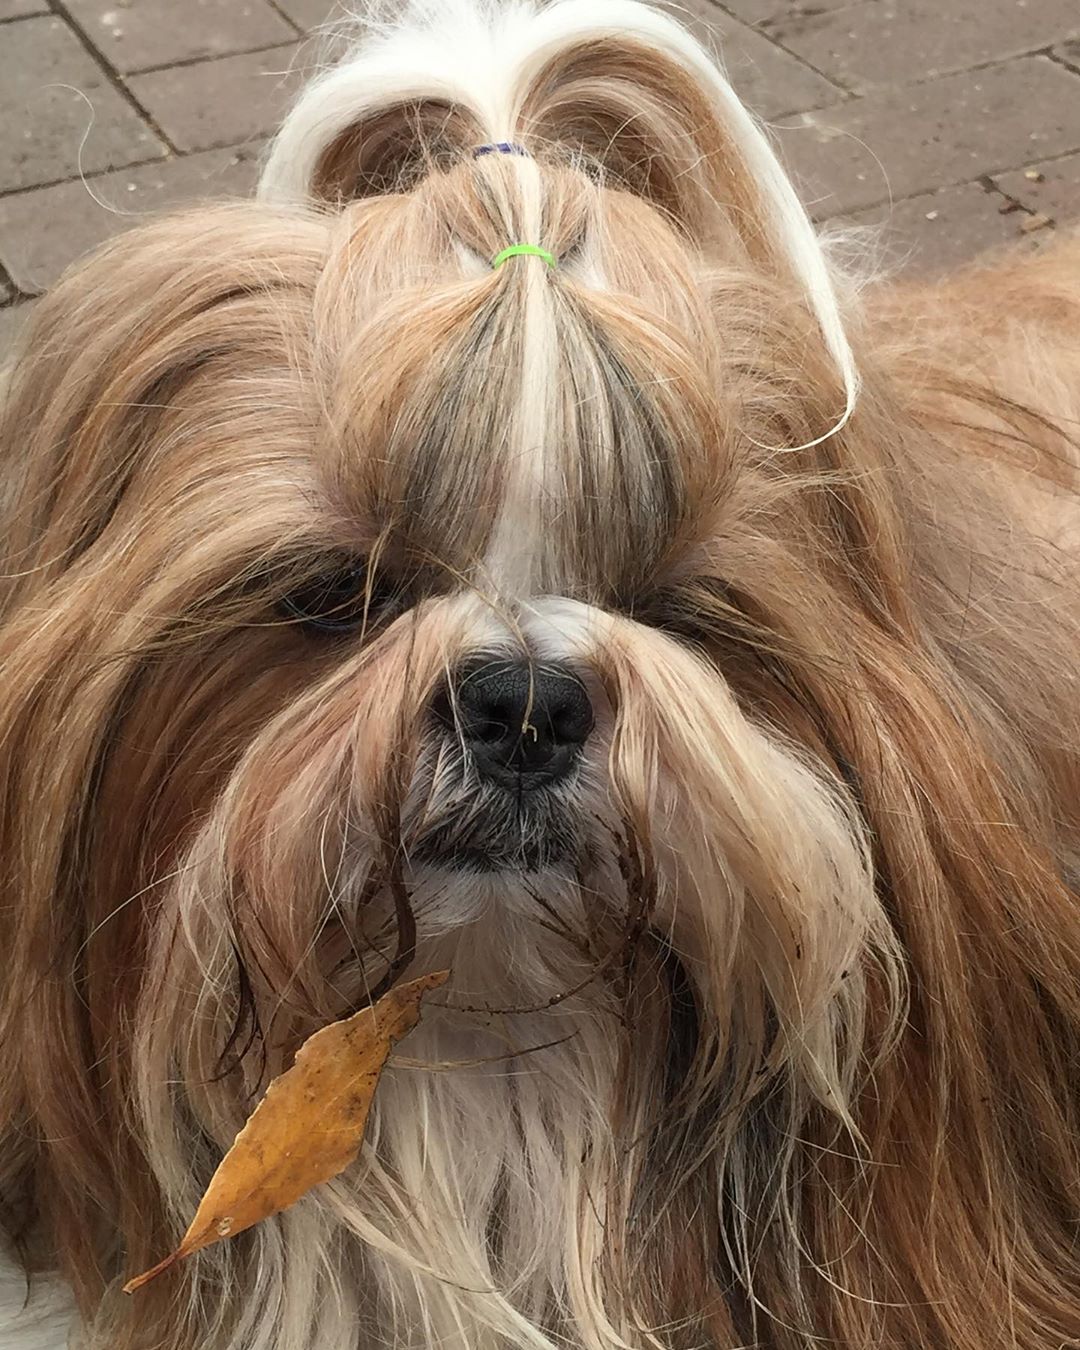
<box><xmin>1</xmin><ymin>2</ymin><xmax>1078</xmax><ymax>1347</ymax></box>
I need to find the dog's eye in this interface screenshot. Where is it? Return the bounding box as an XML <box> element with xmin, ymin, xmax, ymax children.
<box><xmin>279</xmin><ymin>560</ymin><xmax>403</xmax><ymax>634</ymax></box>
<box><xmin>632</xmin><ymin>580</ymin><xmax>742</xmax><ymax>644</ymax></box>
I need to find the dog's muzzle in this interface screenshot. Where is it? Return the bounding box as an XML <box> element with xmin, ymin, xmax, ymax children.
<box><xmin>416</xmin><ymin>659</ymin><xmax>594</xmax><ymax>872</ymax></box>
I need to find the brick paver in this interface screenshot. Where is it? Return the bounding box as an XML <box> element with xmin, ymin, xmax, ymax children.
<box><xmin>0</xmin><ymin>295</ymin><xmax>34</xmax><ymax>350</ymax></box>
<box><xmin>779</xmin><ymin>58</ymin><xmax>1080</xmax><ymax>215</ymax></box>
<box><xmin>842</xmin><ymin>180</ymin><xmax>1044</xmax><ymax>277</ymax></box>
<box><xmin>0</xmin><ymin>145</ymin><xmax>260</xmax><ymax>293</ymax></box>
<box><xmin>2</xmin><ymin>0</ymin><xmax>1079</xmax><ymax>358</ymax></box>
<box><xmin>701</xmin><ymin>14</ymin><xmax>844</xmax><ymax>119</ymax></box>
<box><xmin>772</xmin><ymin>0</ymin><xmax>1080</xmax><ymax>92</ymax></box>
<box><xmin>0</xmin><ymin>15</ymin><xmax>164</xmax><ymax>191</ymax></box>
<box><xmin>63</xmin><ymin>0</ymin><xmax>297</xmax><ymax>74</ymax></box>
<box><xmin>126</xmin><ymin>44</ymin><xmax>306</xmax><ymax>152</ymax></box>
<box><xmin>0</xmin><ymin>0</ymin><xmax>49</xmax><ymax>17</ymax></box>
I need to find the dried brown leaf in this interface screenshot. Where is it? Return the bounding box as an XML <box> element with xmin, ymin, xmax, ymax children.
<box><xmin>124</xmin><ymin>970</ymin><xmax>449</xmax><ymax>1293</ymax></box>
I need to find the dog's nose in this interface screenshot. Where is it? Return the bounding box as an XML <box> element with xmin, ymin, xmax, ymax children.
<box><xmin>449</xmin><ymin>660</ymin><xmax>593</xmax><ymax>788</ymax></box>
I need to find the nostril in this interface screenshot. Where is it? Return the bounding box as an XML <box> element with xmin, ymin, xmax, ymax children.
<box><xmin>549</xmin><ymin>690</ymin><xmax>593</xmax><ymax>746</ymax></box>
<box><xmin>475</xmin><ymin>715</ymin><xmax>509</xmax><ymax>745</ymax></box>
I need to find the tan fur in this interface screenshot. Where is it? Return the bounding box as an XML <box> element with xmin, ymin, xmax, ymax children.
<box><xmin>0</xmin><ymin>15</ymin><xmax>1077</xmax><ymax>1349</ymax></box>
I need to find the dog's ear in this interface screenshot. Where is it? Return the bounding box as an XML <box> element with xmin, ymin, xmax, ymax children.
<box><xmin>259</xmin><ymin>0</ymin><xmax>855</xmax><ymax>433</ymax></box>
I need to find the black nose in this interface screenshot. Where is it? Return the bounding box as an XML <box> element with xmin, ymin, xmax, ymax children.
<box><xmin>446</xmin><ymin>660</ymin><xmax>593</xmax><ymax>789</ymax></box>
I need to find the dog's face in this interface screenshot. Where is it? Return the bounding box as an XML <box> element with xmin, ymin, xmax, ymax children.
<box><xmin>0</xmin><ymin>151</ymin><xmax>898</xmax><ymax>1340</ymax></box>
<box><xmin>0</xmin><ymin>7</ymin><xmax>929</xmax><ymax>1345</ymax></box>
<box><xmin>5</xmin><ymin>1</ymin><xmax>1079</xmax><ymax>1342</ymax></box>
<box><xmin>91</xmin><ymin>165</ymin><xmax>880</xmax><ymax>1022</ymax></box>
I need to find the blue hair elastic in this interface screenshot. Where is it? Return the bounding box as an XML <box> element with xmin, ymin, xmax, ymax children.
<box><xmin>473</xmin><ymin>142</ymin><xmax>529</xmax><ymax>158</ymax></box>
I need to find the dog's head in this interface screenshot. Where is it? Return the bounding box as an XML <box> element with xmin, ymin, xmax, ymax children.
<box><xmin>12</xmin><ymin>2</ymin><xmax>1057</xmax><ymax>1347</ymax></box>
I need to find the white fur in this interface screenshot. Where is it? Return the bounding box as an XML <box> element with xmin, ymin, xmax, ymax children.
<box><xmin>479</xmin><ymin>156</ymin><xmax>561</xmax><ymax>591</ymax></box>
<box><xmin>0</xmin><ymin>1251</ymin><xmax>73</xmax><ymax>1350</ymax></box>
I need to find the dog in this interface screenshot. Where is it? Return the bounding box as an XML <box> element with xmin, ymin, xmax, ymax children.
<box><xmin>1</xmin><ymin>1</ymin><xmax>1078</xmax><ymax>1346</ymax></box>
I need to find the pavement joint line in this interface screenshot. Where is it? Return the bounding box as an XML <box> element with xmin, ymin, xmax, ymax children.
<box><xmin>0</xmin><ymin>261</ymin><xmax>20</xmax><ymax>301</ymax></box>
<box><xmin>0</xmin><ymin>11</ymin><xmax>51</xmax><ymax>24</ymax></box>
<box><xmin>711</xmin><ymin>0</ymin><xmax>877</xmax><ymax>31</ymax></box>
<box><xmin>1046</xmin><ymin>47</ymin><xmax>1080</xmax><ymax>76</ymax></box>
<box><xmin>729</xmin><ymin>19</ymin><xmax>857</xmax><ymax>97</ymax></box>
<box><xmin>811</xmin><ymin>149</ymin><xmax>1080</xmax><ymax>222</ymax></box>
<box><xmin>265</xmin><ymin>0</ymin><xmax>304</xmax><ymax>39</ymax></box>
<box><xmin>127</xmin><ymin>132</ymin><xmax>270</xmax><ymax>159</ymax></box>
<box><xmin>0</xmin><ymin>151</ymin><xmax>184</xmax><ymax>202</ymax></box>
<box><xmin>757</xmin><ymin>42</ymin><xmax>1080</xmax><ymax>99</ymax></box>
<box><xmin>124</xmin><ymin>39</ymin><xmax>306</xmax><ymax>80</ymax></box>
<box><xmin>761</xmin><ymin>88</ymin><xmax>858</xmax><ymax>122</ymax></box>
<box><xmin>695</xmin><ymin>4</ymin><xmax>854</xmax><ymax>100</ymax></box>
<box><xmin>758</xmin><ymin>0</ymin><xmax>879</xmax><ymax>34</ymax></box>
<box><xmin>49</xmin><ymin>0</ymin><xmax>180</xmax><ymax>155</ymax></box>
<box><xmin>678</xmin><ymin>10</ymin><xmax>1079</xmax><ymax>110</ymax></box>
<box><xmin>770</xmin><ymin>49</ymin><xmax>1080</xmax><ymax>132</ymax></box>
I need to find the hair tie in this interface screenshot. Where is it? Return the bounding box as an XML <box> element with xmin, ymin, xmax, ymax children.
<box><xmin>473</xmin><ymin>142</ymin><xmax>529</xmax><ymax>158</ymax></box>
<box><xmin>492</xmin><ymin>244</ymin><xmax>557</xmax><ymax>270</ymax></box>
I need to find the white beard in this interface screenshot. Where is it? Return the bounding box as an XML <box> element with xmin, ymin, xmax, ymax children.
<box><xmin>333</xmin><ymin>874</ymin><xmax>637</xmax><ymax>1349</ymax></box>
<box><xmin>0</xmin><ymin>1250</ymin><xmax>74</xmax><ymax>1350</ymax></box>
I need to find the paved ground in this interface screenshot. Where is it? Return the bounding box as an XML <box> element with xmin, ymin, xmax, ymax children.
<box><xmin>1</xmin><ymin>0</ymin><xmax>1079</xmax><ymax>357</ymax></box>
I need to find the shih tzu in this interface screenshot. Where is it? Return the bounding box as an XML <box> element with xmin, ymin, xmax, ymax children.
<box><xmin>1</xmin><ymin>1</ymin><xmax>1078</xmax><ymax>1347</ymax></box>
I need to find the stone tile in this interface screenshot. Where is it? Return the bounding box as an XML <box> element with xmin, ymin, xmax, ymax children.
<box><xmin>777</xmin><ymin>57</ymin><xmax>1080</xmax><ymax>216</ymax></box>
<box><xmin>773</xmin><ymin>0</ymin><xmax>1080</xmax><ymax>92</ymax></box>
<box><xmin>0</xmin><ymin>299</ymin><xmax>38</xmax><ymax>365</ymax></box>
<box><xmin>0</xmin><ymin>0</ymin><xmax>50</xmax><ymax>18</ymax></box>
<box><xmin>273</xmin><ymin>0</ymin><xmax>345</xmax><ymax>31</ymax></box>
<box><xmin>64</xmin><ymin>0</ymin><xmax>298</xmax><ymax>75</ymax></box>
<box><xmin>126</xmin><ymin>45</ymin><xmax>304</xmax><ymax>153</ymax></box>
<box><xmin>995</xmin><ymin>152</ymin><xmax>1080</xmax><ymax>227</ymax></box>
<box><xmin>713</xmin><ymin>0</ymin><xmax>776</xmax><ymax>23</ymax></box>
<box><xmin>678</xmin><ymin>4</ymin><xmax>844</xmax><ymax>117</ymax></box>
<box><xmin>723</xmin><ymin>24</ymin><xmax>843</xmax><ymax>117</ymax></box>
<box><xmin>714</xmin><ymin>0</ymin><xmax>870</xmax><ymax>27</ymax></box>
<box><xmin>0</xmin><ymin>147</ymin><xmax>262</xmax><ymax>295</ymax></box>
<box><xmin>840</xmin><ymin>180</ymin><xmax>1031</xmax><ymax>275</ymax></box>
<box><xmin>676</xmin><ymin>0</ymin><xmax>734</xmax><ymax>51</ymax></box>
<box><xmin>0</xmin><ymin>16</ymin><xmax>165</xmax><ymax>192</ymax></box>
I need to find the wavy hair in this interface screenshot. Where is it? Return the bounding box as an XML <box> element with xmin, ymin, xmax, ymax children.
<box><xmin>1</xmin><ymin>2</ymin><xmax>1078</xmax><ymax>1347</ymax></box>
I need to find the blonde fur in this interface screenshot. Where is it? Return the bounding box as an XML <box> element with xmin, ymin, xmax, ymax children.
<box><xmin>0</xmin><ymin>2</ymin><xmax>1078</xmax><ymax>1348</ymax></box>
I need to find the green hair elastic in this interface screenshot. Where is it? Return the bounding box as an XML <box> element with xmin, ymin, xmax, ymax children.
<box><xmin>492</xmin><ymin>243</ymin><xmax>557</xmax><ymax>270</ymax></box>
